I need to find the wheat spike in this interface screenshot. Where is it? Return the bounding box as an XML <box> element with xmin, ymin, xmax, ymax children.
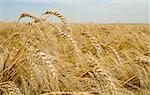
<box><xmin>81</xmin><ymin>31</ymin><xmax>103</xmax><ymax>57</ymax></box>
<box><xmin>36</xmin><ymin>50</ymin><xmax>58</xmax><ymax>80</ymax></box>
<box><xmin>41</xmin><ymin>9</ymin><xmax>72</xmax><ymax>33</ymax></box>
<box><xmin>107</xmin><ymin>45</ymin><xmax>122</xmax><ymax>64</ymax></box>
<box><xmin>17</xmin><ymin>12</ymin><xmax>44</xmax><ymax>32</ymax></box>
<box><xmin>36</xmin><ymin>49</ymin><xmax>60</xmax><ymax>91</ymax></box>
<box><xmin>18</xmin><ymin>12</ymin><xmax>43</xmax><ymax>22</ymax></box>
<box><xmin>46</xmin><ymin>23</ymin><xmax>82</xmax><ymax>57</ymax></box>
<box><xmin>95</xmin><ymin>68</ymin><xmax>118</xmax><ymax>95</ymax></box>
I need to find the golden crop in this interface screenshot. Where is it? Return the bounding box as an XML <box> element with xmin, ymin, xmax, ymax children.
<box><xmin>0</xmin><ymin>10</ymin><xmax>149</xmax><ymax>95</ymax></box>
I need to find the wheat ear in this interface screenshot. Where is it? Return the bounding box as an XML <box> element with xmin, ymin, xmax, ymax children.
<box><xmin>17</xmin><ymin>12</ymin><xmax>45</xmax><ymax>32</ymax></box>
<box><xmin>46</xmin><ymin>22</ymin><xmax>82</xmax><ymax>57</ymax></box>
<box><xmin>36</xmin><ymin>50</ymin><xmax>58</xmax><ymax>80</ymax></box>
<box><xmin>18</xmin><ymin>12</ymin><xmax>43</xmax><ymax>22</ymax></box>
<box><xmin>107</xmin><ymin>45</ymin><xmax>122</xmax><ymax>64</ymax></box>
<box><xmin>95</xmin><ymin>68</ymin><xmax>118</xmax><ymax>95</ymax></box>
<box><xmin>81</xmin><ymin>31</ymin><xmax>103</xmax><ymax>57</ymax></box>
<box><xmin>41</xmin><ymin>9</ymin><xmax>72</xmax><ymax>33</ymax></box>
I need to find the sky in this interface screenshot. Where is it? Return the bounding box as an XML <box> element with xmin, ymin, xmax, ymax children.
<box><xmin>0</xmin><ymin>0</ymin><xmax>149</xmax><ymax>23</ymax></box>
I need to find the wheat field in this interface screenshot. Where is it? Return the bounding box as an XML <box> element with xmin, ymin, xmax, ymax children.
<box><xmin>0</xmin><ymin>10</ymin><xmax>150</xmax><ymax>95</ymax></box>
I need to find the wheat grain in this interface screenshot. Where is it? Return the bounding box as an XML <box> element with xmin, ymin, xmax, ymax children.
<box><xmin>0</xmin><ymin>81</ymin><xmax>22</xmax><ymax>95</ymax></box>
<box><xmin>136</xmin><ymin>56</ymin><xmax>150</xmax><ymax>64</ymax></box>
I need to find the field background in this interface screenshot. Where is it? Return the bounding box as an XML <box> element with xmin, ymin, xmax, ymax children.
<box><xmin>0</xmin><ymin>22</ymin><xmax>150</xmax><ymax>95</ymax></box>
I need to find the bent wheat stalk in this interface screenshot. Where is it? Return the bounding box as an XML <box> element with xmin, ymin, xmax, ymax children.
<box><xmin>46</xmin><ymin>23</ymin><xmax>82</xmax><ymax>58</ymax></box>
<box><xmin>41</xmin><ymin>9</ymin><xmax>72</xmax><ymax>33</ymax></box>
<box><xmin>18</xmin><ymin>12</ymin><xmax>44</xmax><ymax>31</ymax></box>
<box><xmin>107</xmin><ymin>45</ymin><xmax>122</xmax><ymax>64</ymax></box>
<box><xmin>81</xmin><ymin>31</ymin><xmax>103</xmax><ymax>57</ymax></box>
<box><xmin>18</xmin><ymin>12</ymin><xmax>43</xmax><ymax>22</ymax></box>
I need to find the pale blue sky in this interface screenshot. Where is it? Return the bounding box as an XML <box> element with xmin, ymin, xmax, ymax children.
<box><xmin>0</xmin><ymin>0</ymin><xmax>149</xmax><ymax>23</ymax></box>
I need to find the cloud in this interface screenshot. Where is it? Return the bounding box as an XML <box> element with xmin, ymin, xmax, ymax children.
<box><xmin>1</xmin><ymin>0</ymin><xmax>53</xmax><ymax>3</ymax></box>
<box><xmin>51</xmin><ymin>0</ymin><xmax>96</xmax><ymax>3</ymax></box>
<box><xmin>105</xmin><ymin>0</ymin><xmax>147</xmax><ymax>3</ymax></box>
<box><xmin>2</xmin><ymin>0</ymin><xmax>147</xmax><ymax>4</ymax></box>
<box><xmin>2</xmin><ymin>0</ymin><xmax>98</xmax><ymax>3</ymax></box>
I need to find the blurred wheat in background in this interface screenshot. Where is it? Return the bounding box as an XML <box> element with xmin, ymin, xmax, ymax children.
<box><xmin>0</xmin><ymin>10</ymin><xmax>150</xmax><ymax>95</ymax></box>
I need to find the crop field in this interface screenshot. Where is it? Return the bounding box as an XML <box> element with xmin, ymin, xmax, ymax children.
<box><xmin>0</xmin><ymin>10</ymin><xmax>150</xmax><ymax>95</ymax></box>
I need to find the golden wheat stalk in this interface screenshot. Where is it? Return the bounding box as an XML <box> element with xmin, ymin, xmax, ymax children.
<box><xmin>81</xmin><ymin>31</ymin><xmax>103</xmax><ymax>57</ymax></box>
<box><xmin>36</xmin><ymin>50</ymin><xmax>58</xmax><ymax>79</ymax></box>
<box><xmin>17</xmin><ymin>12</ymin><xmax>44</xmax><ymax>33</ymax></box>
<box><xmin>46</xmin><ymin>23</ymin><xmax>82</xmax><ymax>57</ymax></box>
<box><xmin>18</xmin><ymin>12</ymin><xmax>43</xmax><ymax>22</ymax></box>
<box><xmin>107</xmin><ymin>45</ymin><xmax>122</xmax><ymax>64</ymax></box>
<box><xmin>41</xmin><ymin>9</ymin><xmax>72</xmax><ymax>33</ymax></box>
